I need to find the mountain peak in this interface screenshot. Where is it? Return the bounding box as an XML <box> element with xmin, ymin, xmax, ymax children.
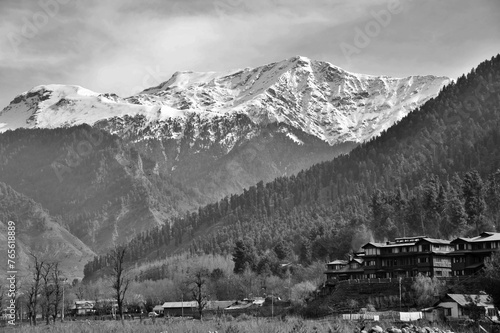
<box><xmin>0</xmin><ymin>57</ymin><xmax>450</xmax><ymax>145</ymax></box>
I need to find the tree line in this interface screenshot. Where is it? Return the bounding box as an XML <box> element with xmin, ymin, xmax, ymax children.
<box><xmin>84</xmin><ymin>54</ymin><xmax>500</xmax><ymax>279</ymax></box>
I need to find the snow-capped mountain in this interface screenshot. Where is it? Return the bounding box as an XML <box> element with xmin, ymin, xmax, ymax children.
<box><xmin>0</xmin><ymin>56</ymin><xmax>450</xmax><ymax>145</ymax></box>
<box><xmin>0</xmin><ymin>56</ymin><xmax>450</xmax><ymax>257</ymax></box>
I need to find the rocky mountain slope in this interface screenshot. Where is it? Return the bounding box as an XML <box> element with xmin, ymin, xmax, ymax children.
<box><xmin>0</xmin><ymin>56</ymin><xmax>449</xmax><ymax>145</ymax></box>
<box><xmin>0</xmin><ymin>182</ymin><xmax>95</xmax><ymax>280</ymax></box>
<box><xmin>0</xmin><ymin>56</ymin><xmax>450</xmax><ymax>265</ymax></box>
<box><xmin>85</xmin><ymin>55</ymin><xmax>499</xmax><ymax>279</ymax></box>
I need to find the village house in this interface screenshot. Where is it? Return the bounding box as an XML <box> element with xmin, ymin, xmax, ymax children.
<box><xmin>160</xmin><ymin>300</ymin><xmax>236</xmax><ymax>317</ymax></box>
<box><xmin>325</xmin><ymin>254</ymin><xmax>364</xmax><ymax>282</ymax></box>
<box><xmin>71</xmin><ymin>300</ymin><xmax>96</xmax><ymax>316</ymax></box>
<box><xmin>437</xmin><ymin>294</ymin><xmax>498</xmax><ymax>320</ymax></box>
<box><xmin>325</xmin><ymin>232</ymin><xmax>500</xmax><ymax>283</ymax></box>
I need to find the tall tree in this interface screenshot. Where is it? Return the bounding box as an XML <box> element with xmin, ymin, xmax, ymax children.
<box><xmin>189</xmin><ymin>267</ymin><xmax>210</xmax><ymax>320</ymax></box>
<box><xmin>463</xmin><ymin>170</ymin><xmax>486</xmax><ymax>234</ymax></box>
<box><xmin>232</xmin><ymin>239</ymin><xmax>256</xmax><ymax>274</ymax></box>
<box><xmin>41</xmin><ymin>262</ymin><xmax>55</xmax><ymax>325</ymax></box>
<box><xmin>486</xmin><ymin>170</ymin><xmax>500</xmax><ymax>229</ymax></box>
<box><xmin>109</xmin><ymin>246</ymin><xmax>130</xmax><ymax>324</ymax></box>
<box><xmin>50</xmin><ymin>263</ymin><xmax>64</xmax><ymax>323</ymax></box>
<box><xmin>26</xmin><ymin>253</ymin><xmax>45</xmax><ymax>326</ymax></box>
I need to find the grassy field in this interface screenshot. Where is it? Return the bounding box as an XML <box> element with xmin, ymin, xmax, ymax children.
<box><xmin>3</xmin><ymin>316</ymin><xmax>475</xmax><ymax>333</ymax></box>
<box><xmin>3</xmin><ymin>316</ymin><xmax>356</xmax><ymax>333</ymax></box>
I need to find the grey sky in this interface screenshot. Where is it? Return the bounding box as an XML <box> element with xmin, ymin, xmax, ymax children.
<box><xmin>1</xmin><ymin>0</ymin><xmax>499</xmax><ymax>108</ymax></box>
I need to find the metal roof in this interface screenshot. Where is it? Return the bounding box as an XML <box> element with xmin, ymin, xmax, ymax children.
<box><xmin>452</xmin><ymin>232</ymin><xmax>500</xmax><ymax>243</ymax></box>
<box><xmin>362</xmin><ymin>242</ymin><xmax>386</xmax><ymax>248</ymax></box>
<box><xmin>446</xmin><ymin>294</ymin><xmax>493</xmax><ymax>307</ymax></box>
<box><xmin>162</xmin><ymin>301</ymin><xmax>198</xmax><ymax>308</ymax></box>
<box><xmin>206</xmin><ymin>301</ymin><xmax>235</xmax><ymax>309</ymax></box>
<box><xmin>419</xmin><ymin>238</ymin><xmax>451</xmax><ymax>245</ymax></box>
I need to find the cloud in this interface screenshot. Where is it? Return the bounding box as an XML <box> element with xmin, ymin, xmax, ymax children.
<box><xmin>0</xmin><ymin>0</ymin><xmax>499</xmax><ymax>109</ymax></box>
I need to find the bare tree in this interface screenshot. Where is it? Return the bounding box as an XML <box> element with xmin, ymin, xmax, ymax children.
<box><xmin>109</xmin><ymin>246</ymin><xmax>130</xmax><ymax>324</ymax></box>
<box><xmin>26</xmin><ymin>253</ymin><xmax>45</xmax><ymax>326</ymax></box>
<box><xmin>50</xmin><ymin>263</ymin><xmax>64</xmax><ymax>323</ymax></box>
<box><xmin>189</xmin><ymin>267</ymin><xmax>210</xmax><ymax>320</ymax></box>
<box><xmin>41</xmin><ymin>262</ymin><xmax>56</xmax><ymax>324</ymax></box>
<box><xmin>75</xmin><ymin>282</ymin><xmax>85</xmax><ymax>301</ymax></box>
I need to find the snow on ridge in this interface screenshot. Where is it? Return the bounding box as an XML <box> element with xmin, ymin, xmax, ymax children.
<box><xmin>0</xmin><ymin>56</ymin><xmax>451</xmax><ymax>145</ymax></box>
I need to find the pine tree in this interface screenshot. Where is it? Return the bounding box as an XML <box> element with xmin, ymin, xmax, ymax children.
<box><xmin>463</xmin><ymin>170</ymin><xmax>486</xmax><ymax>234</ymax></box>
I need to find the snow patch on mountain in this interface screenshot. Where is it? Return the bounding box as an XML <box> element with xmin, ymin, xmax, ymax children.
<box><xmin>0</xmin><ymin>56</ymin><xmax>450</xmax><ymax>146</ymax></box>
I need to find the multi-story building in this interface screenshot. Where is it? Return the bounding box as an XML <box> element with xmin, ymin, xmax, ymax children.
<box><xmin>362</xmin><ymin>236</ymin><xmax>453</xmax><ymax>279</ymax></box>
<box><xmin>324</xmin><ymin>254</ymin><xmax>364</xmax><ymax>282</ymax></box>
<box><xmin>325</xmin><ymin>232</ymin><xmax>500</xmax><ymax>284</ymax></box>
<box><xmin>449</xmin><ymin>232</ymin><xmax>500</xmax><ymax>276</ymax></box>
<box><xmin>325</xmin><ymin>235</ymin><xmax>460</xmax><ymax>283</ymax></box>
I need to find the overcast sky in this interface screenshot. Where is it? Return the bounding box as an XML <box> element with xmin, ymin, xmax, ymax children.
<box><xmin>1</xmin><ymin>0</ymin><xmax>499</xmax><ymax>108</ymax></box>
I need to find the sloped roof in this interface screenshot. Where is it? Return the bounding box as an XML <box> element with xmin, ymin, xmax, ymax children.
<box><xmin>153</xmin><ymin>305</ymin><xmax>164</xmax><ymax>312</ymax></box>
<box><xmin>75</xmin><ymin>300</ymin><xmax>95</xmax><ymax>305</ymax></box>
<box><xmin>473</xmin><ymin>232</ymin><xmax>500</xmax><ymax>242</ymax></box>
<box><xmin>419</xmin><ymin>238</ymin><xmax>451</xmax><ymax>245</ymax></box>
<box><xmin>206</xmin><ymin>301</ymin><xmax>235</xmax><ymax>309</ymax></box>
<box><xmin>446</xmin><ymin>294</ymin><xmax>492</xmax><ymax>307</ymax></box>
<box><xmin>382</xmin><ymin>242</ymin><xmax>417</xmax><ymax>248</ymax></box>
<box><xmin>362</xmin><ymin>242</ymin><xmax>386</xmax><ymax>248</ymax></box>
<box><xmin>452</xmin><ymin>232</ymin><xmax>500</xmax><ymax>243</ymax></box>
<box><xmin>327</xmin><ymin>260</ymin><xmax>348</xmax><ymax>265</ymax></box>
<box><xmin>162</xmin><ymin>301</ymin><xmax>198</xmax><ymax>308</ymax></box>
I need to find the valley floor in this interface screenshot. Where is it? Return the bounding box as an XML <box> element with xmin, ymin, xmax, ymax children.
<box><xmin>3</xmin><ymin>316</ymin><xmax>471</xmax><ymax>333</ymax></box>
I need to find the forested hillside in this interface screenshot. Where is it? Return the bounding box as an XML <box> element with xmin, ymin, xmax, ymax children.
<box><xmin>0</xmin><ymin>182</ymin><xmax>95</xmax><ymax>279</ymax></box>
<box><xmin>84</xmin><ymin>55</ymin><xmax>500</xmax><ymax>280</ymax></box>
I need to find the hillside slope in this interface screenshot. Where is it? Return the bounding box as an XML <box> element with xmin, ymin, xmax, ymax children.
<box><xmin>0</xmin><ymin>183</ymin><xmax>95</xmax><ymax>280</ymax></box>
<box><xmin>84</xmin><ymin>55</ymin><xmax>500</xmax><ymax>278</ymax></box>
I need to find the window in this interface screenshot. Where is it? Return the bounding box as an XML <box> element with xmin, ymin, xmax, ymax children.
<box><xmin>444</xmin><ymin>308</ymin><xmax>452</xmax><ymax>316</ymax></box>
<box><xmin>436</xmin><ymin>271</ymin><xmax>443</xmax><ymax>276</ymax></box>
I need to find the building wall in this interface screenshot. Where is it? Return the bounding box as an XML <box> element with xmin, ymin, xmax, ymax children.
<box><xmin>164</xmin><ymin>307</ymin><xmax>196</xmax><ymax>317</ymax></box>
<box><xmin>439</xmin><ymin>302</ymin><xmax>460</xmax><ymax>318</ymax></box>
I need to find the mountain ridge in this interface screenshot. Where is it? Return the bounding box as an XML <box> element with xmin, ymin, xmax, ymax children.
<box><xmin>0</xmin><ymin>56</ymin><xmax>453</xmax><ymax>277</ymax></box>
<box><xmin>0</xmin><ymin>56</ymin><xmax>449</xmax><ymax>146</ymax></box>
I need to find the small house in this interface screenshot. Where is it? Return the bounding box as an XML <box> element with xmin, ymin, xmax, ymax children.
<box><xmin>437</xmin><ymin>294</ymin><xmax>498</xmax><ymax>320</ymax></box>
<box><xmin>162</xmin><ymin>301</ymin><xmax>198</xmax><ymax>317</ymax></box>
<box><xmin>73</xmin><ymin>300</ymin><xmax>96</xmax><ymax>315</ymax></box>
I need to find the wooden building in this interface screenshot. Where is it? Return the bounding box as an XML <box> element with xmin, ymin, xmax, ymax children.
<box><xmin>449</xmin><ymin>232</ymin><xmax>500</xmax><ymax>276</ymax></box>
<box><xmin>361</xmin><ymin>236</ymin><xmax>453</xmax><ymax>279</ymax></box>
<box><xmin>325</xmin><ymin>255</ymin><xmax>364</xmax><ymax>282</ymax></box>
<box><xmin>437</xmin><ymin>294</ymin><xmax>498</xmax><ymax>320</ymax></box>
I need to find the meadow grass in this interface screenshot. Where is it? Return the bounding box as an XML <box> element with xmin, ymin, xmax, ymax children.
<box><xmin>4</xmin><ymin>316</ymin><xmax>355</xmax><ymax>333</ymax></box>
<box><xmin>4</xmin><ymin>316</ymin><xmax>474</xmax><ymax>333</ymax></box>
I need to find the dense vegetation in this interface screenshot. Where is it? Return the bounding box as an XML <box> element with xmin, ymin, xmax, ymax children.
<box><xmin>84</xmin><ymin>54</ymin><xmax>500</xmax><ymax>280</ymax></box>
